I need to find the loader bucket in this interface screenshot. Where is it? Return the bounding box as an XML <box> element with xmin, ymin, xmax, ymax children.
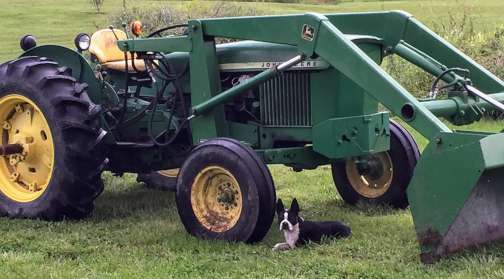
<box><xmin>408</xmin><ymin>131</ymin><xmax>504</xmax><ymax>263</ymax></box>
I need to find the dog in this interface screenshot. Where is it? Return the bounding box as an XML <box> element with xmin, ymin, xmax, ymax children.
<box><xmin>272</xmin><ymin>198</ymin><xmax>351</xmax><ymax>251</ymax></box>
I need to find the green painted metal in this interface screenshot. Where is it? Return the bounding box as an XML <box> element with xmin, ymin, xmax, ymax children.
<box><xmin>194</xmin><ymin>13</ymin><xmax>450</xmax><ymax>139</ymax></box>
<box><xmin>150</xmin><ymin>12</ymin><xmax>504</xmax><ymax>262</ymax></box>
<box><xmin>313</xmin><ymin>18</ymin><xmax>450</xmax><ymax>139</ymax></box>
<box><xmin>393</xmin><ymin>41</ymin><xmax>456</xmax><ymax>83</ymax></box>
<box><xmin>187</xmin><ymin>20</ymin><xmax>228</xmax><ymax>144</ymax></box>
<box><xmin>216</xmin><ymin>41</ymin><xmax>329</xmax><ymax>72</ymax></box>
<box><xmin>423</xmin><ymin>92</ymin><xmax>504</xmax><ymax>125</ymax></box>
<box><xmin>259</xmin><ymin>127</ymin><xmax>312</xmax><ymax>149</ymax></box>
<box><xmin>257</xmin><ymin>146</ymin><xmax>330</xmax><ymax>170</ymax></box>
<box><xmin>402</xmin><ymin>17</ymin><xmax>504</xmax><ymax>93</ymax></box>
<box><xmin>191</xmin><ymin>64</ymin><xmax>283</xmax><ymax>116</ymax></box>
<box><xmin>312</xmin><ymin>113</ymin><xmax>390</xmax><ymax>159</ymax></box>
<box><xmin>118</xmin><ymin>36</ymin><xmax>192</xmax><ymax>53</ymax></box>
<box><xmin>15</xmin><ymin>10</ymin><xmax>504</xmax><ymax>262</ymax></box>
<box><xmin>323</xmin><ymin>11</ymin><xmax>504</xmax><ymax>91</ymax></box>
<box><xmin>408</xmin><ymin>132</ymin><xmax>504</xmax><ymax>262</ymax></box>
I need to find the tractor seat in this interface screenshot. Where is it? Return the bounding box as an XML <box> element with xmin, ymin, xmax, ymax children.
<box><xmin>89</xmin><ymin>29</ymin><xmax>146</xmax><ymax>72</ymax></box>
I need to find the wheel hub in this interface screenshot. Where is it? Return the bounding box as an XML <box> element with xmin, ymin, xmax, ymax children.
<box><xmin>191</xmin><ymin>166</ymin><xmax>242</xmax><ymax>232</ymax></box>
<box><xmin>0</xmin><ymin>94</ymin><xmax>54</xmax><ymax>202</ymax></box>
<box><xmin>346</xmin><ymin>152</ymin><xmax>393</xmax><ymax>198</ymax></box>
<box><xmin>217</xmin><ymin>181</ymin><xmax>239</xmax><ymax>208</ymax></box>
<box><xmin>355</xmin><ymin>156</ymin><xmax>385</xmax><ymax>180</ymax></box>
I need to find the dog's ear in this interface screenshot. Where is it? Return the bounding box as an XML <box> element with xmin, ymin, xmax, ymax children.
<box><xmin>276</xmin><ymin>199</ymin><xmax>285</xmax><ymax>214</ymax></box>
<box><xmin>290</xmin><ymin>198</ymin><xmax>300</xmax><ymax>214</ymax></box>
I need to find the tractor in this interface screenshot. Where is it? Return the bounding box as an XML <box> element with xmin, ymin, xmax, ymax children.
<box><xmin>3</xmin><ymin>11</ymin><xmax>504</xmax><ymax>263</ymax></box>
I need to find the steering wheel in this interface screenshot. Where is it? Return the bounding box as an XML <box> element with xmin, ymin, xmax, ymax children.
<box><xmin>147</xmin><ymin>24</ymin><xmax>189</xmax><ymax>38</ymax></box>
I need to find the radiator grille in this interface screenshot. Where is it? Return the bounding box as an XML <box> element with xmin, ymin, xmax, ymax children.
<box><xmin>259</xmin><ymin>72</ymin><xmax>311</xmax><ymax>126</ymax></box>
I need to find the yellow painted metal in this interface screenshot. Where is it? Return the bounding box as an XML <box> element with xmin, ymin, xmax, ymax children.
<box><xmin>89</xmin><ymin>29</ymin><xmax>146</xmax><ymax>72</ymax></box>
<box><xmin>158</xmin><ymin>168</ymin><xmax>179</xmax><ymax>178</ymax></box>
<box><xmin>346</xmin><ymin>153</ymin><xmax>393</xmax><ymax>198</ymax></box>
<box><xmin>0</xmin><ymin>94</ymin><xmax>54</xmax><ymax>202</ymax></box>
<box><xmin>191</xmin><ymin>166</ymin><xmax>242</xmax><ymax>232</ymax></box>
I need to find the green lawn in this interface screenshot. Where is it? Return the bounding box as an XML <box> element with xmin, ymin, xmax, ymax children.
<box><xmin>4</xmin><ymin>142</ymin><xmax>504</xmax><ymax>278</ymax></box>
<box><xmin>2</xmin><ymin>0</ymin><xmax>504</xmax><ymax>61</ymax></box>
<box><xmin>3</xmin><ymin>0</ymin><xmax>504</xmax><ymax>278</ymax></box>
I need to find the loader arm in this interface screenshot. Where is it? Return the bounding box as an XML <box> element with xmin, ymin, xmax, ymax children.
<box><xmin>197</xmin><ymin>13</ymin><xmax>451</xmax><ymax>139</ymax></box>
<box><xmin>325</xmin><ymin>11</ymin><xmax>504</xmax><ymax>92</ymax></box>
<box><xmin>119</xmin><ymin>12</ymin><xmax>504</xmax><ymax>133</ymax></box>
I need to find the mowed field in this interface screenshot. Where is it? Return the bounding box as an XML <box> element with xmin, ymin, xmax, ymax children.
<box><xmin>2</xmin><ymin>0</ymin><xmax>504</xmax><ymax>61</ymax></box>
<box><xmin>3</xmin><ymin>0</ymin><xmax>504</xmax><ymax>278</ymax></box>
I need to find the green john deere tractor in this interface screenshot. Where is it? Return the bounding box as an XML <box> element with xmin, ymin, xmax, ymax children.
<box><xmin>3</xmin><ymin>11</ymin><xmax>504</xmax><ymax>263</ymax></box>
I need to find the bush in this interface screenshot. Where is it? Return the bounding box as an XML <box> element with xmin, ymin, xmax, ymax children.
<box><xmin>384</xmin><ymin>8</ymin><xmax>504</xmax><ymax>99</ymax></box>
<box><xmin>89</xmin><ymin>0</ymin><xmax>105</xmax><ymax>14</ymax></box>
<box><xmin>110</xmin><ymin>4</ymin><xmax>504</xmax><ymax>100</ymax></box>
<box><xmin>109</xmin><ymin>2</ymin><xmax>262</xmax><ymax>37</ymax></box>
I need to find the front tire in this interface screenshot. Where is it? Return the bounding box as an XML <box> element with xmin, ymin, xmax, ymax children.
<box><xmin>331</xmin><ymin>120</ymin><xmax>419</xmax><ymax>209</ymax></box>
<box><xmin>176</xmin><ymin>138</ymin><xmax>275</xmax><ymax>243</ymax></box>
<box><xmin>0</xmin><ymin>56</ymin><xmax>106</xmax><ymax>220</ymax></box>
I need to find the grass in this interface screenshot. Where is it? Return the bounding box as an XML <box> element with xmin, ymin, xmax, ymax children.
<box><xmin>2</xmin><ymin>0</ymin><xmax>504</xmax><ymax>61</ymax></box>
<box><xmin>3</xmin><ymin>0</ymin><xmax>504</xmax><ymax>278</ymax></box>
<box><xmin>4</xmin><ymin>142</ymin><xmax>504</xmax><ymax>278</ymax></box>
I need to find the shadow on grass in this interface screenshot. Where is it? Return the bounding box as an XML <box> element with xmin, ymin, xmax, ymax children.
<box><xmin>314</xmin><ymin>198</ymin><xmax>406</xmax><ymax>216</ymax></box>
<box><xmin>91</xmin><ymin>184</ymin><xmax>178</xmax><ymax>223</ymax></box>
<box><xmin>90</xmin><ymin>181</ymin><xmax>405</xmax><ymax>229</ymax></box>
<box><xmin>352</xmin><ymin>201</ymin><xmax>410</xmax><ymax>217</ymax></box>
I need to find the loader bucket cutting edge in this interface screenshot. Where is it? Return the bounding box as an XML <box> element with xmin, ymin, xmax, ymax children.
<box><xmin>408</xmin><ymin>131</ymin><xmax>504</xmax><ymax>263</ymax></box>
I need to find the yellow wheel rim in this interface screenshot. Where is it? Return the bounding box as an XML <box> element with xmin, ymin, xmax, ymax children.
<box><xmin>191</xmin><ymin>166</ymin><xmax>242</xmax><ymax>233</ymax></box>
<box><xmin>346</xmin><ymin>152</ymin><xmax>393</xmax><ymax>199</ymax></box>
<box><xmin>158</xmin><ymin>168</ymin><xmax>179</xmax><ymax>178</ymax></box>
<box><xmin>0</xmin><ymin>94</ymin><xmax>54</xmax><ymax>202</ymax></box>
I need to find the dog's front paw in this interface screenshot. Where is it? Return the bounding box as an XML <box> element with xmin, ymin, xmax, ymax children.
<box><xmin>272</xmin><ymin>242</ymin><xmax>291</xmax><ymax>251</ymax></box>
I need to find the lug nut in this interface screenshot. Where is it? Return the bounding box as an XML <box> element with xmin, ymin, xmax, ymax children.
<box><xmin>28</xmin><ymin>182</ymin><xmax>39</xmax><ymax>192</ymax></box>
<box><xmin>14</xmin><ymin>104</ymin><xmax>23</xmax><ymax>113</ymax></box>
<box><xmin>2</xmin><ymin>121</ymin><xmax>11</xmax><ymax>130</ymax></box>
<box><xmin>9</xmin><ymin>154</ymin><xmax>24</xmax><ymax>166</ymax></box>
<box><xmin>9</xmin><ymin>172</ymin><xmax>19</xmax><ymax>182</ymax></box>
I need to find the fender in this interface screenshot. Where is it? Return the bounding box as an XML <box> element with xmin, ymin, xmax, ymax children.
<box><xmin>21</xmin><ymin>45</ymin><xmax>102</xmax><ymax>103</ymax></box>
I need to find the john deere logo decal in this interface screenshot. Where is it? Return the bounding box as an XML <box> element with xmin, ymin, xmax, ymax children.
<box><xmin>302</xmin><ymin>24</ymin><xmax>315</xmax><ymax>41</ymax></box>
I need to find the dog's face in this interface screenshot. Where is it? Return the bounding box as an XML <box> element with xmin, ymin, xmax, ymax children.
<box><xmin>276</xmin><ymin>198</ymin><xmax>300</xmax><ymax>232</ymax></box>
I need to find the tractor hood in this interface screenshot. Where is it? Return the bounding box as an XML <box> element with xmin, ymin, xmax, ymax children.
<box><xmin>164</xmin><ymin>35</ymin><xmax>383</xmax><ymax>73</ymax></box>
<box><xmin>215</xmin><ymin>40</ymin><xmax>330</xmax><ymax>72</ymax></box>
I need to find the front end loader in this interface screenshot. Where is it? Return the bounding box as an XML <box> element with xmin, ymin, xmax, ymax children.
<box><xmin>2</xmin><ymin>11</ymin><xmax>504</xmax><ymax>263</ymax></box>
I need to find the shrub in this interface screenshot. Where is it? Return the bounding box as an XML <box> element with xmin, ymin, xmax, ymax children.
<box><xmin>109</xmin><ymin>2</ymin><xmax>261</xmax><ymax>37</ymax></box>
<box><xmin>89</xmin><ymin>0</ymin><xmax>105</xmax><ymax>14</ymax></box>
<box><xmin>384</xmin><ymin>8</ymin><xmax>504</xmax><ymax>99</ymax></box>
<box><xmin>110</xmin><ymin>3</ymin><xmax>504</xmax><ymax>101</ymax></box>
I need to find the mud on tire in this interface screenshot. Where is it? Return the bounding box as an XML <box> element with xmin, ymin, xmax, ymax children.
<box><xmin>176</xmin><ymin>138</ymin><xmax>276</xmax><ymax>243</ymax></box>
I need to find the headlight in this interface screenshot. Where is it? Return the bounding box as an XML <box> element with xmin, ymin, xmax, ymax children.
<box><xmin>74</xmin><ymin>33</ymin><xmax>90</xmax><ymax>52</ymax></box>
<box><xmin>20</xmin><ymin>35</ymin><xmax>37</xmax><ymax>51</ymax></box>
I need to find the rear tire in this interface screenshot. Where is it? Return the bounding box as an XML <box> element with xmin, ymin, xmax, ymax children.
<box><xmin>137</xmin><ymin>169</ymin><xmax>178</xmax><ymax>192</ymax></box>
<box><xmin>176</xmin><ymin>138</ymin><xmax>275</xmax><ymax>243</ymax></box>
<box><xmin>0</xmin><ymin>56</ymin><xmax>106</xmax><ymax>220</ymax></box>
<box><xmin>331</xmin><ymin>120</ymin><xmax>419</xmax><ymax>209</ymax></box>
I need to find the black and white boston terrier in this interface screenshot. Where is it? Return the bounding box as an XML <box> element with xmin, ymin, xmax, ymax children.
<box><xmin>272</xmin><ymin>198</ymin><xmax>351</xmax><ymax>251</ymax></box>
